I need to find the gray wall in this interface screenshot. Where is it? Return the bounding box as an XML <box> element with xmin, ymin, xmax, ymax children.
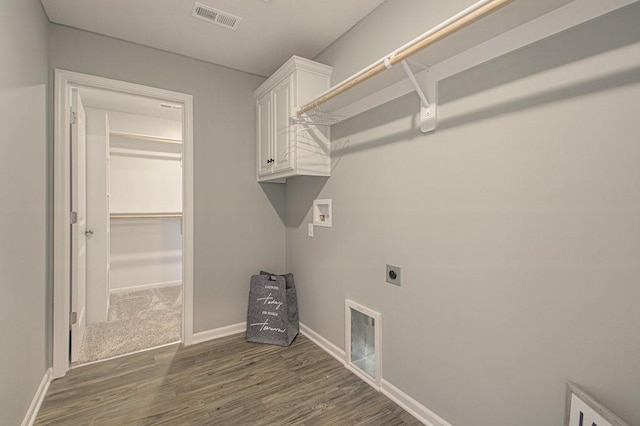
<box><xmin>0</xmin><ymin>0</ymin><xmax>49</xmax><ymax>424</ymax></box>
<box><xmin>48</xmin><ymin>24</ymin><xmax>286</xmax><ymax>333</ymax></box>
<box><xmin>286</xmin><ymin>1</ymin><xmax>640</xmax><ymax>425</ymax></box>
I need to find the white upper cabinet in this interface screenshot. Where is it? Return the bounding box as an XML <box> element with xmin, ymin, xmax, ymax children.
<box><xmin>253</xmin><ymin>56</ymin><xmax>333</xmax><ymax>183</ymax></box>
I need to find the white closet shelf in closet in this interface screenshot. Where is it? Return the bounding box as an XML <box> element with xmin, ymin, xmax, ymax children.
<box><xmin>110</xmin><ymin>131</ymin><xmax>182</xmax><ymax>144</ymax></box>
<box><xmin>110</xmin><ymin>212</ymin><xmax>182</xmax><ymax>219</ymax></box>
<box><xmin>109</xmin><ymin>250</ymin><xmax>182</xmax><ymax>264</ymax></box>
<box><xmin>109</xmin><ymin>148</ymin><xmax>181</xmax><ymax>160</ymax></box>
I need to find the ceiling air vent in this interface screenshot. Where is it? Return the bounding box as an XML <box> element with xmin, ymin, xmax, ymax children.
<box><xmin>192</xmin><ymin>2</ymin><xmax>242</xmax><ymax>30</ymax></box>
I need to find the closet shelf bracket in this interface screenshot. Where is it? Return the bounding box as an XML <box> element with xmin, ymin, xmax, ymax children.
<box><xmin>397</xmin><ymin>59</ymin><xmax>437</xmax><ymax>133</ymax></box>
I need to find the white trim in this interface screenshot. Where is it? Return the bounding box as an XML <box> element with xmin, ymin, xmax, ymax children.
<box><xmin>53</xmin><ymin>69</ymin><xmax>195</xmax><ymax>378</ymax></box>
<box><xmin>181</xmin><ymin>88</ymin><xmax>194</xmax><ymax>347</ymax></box>
<box><xmin>345</xmin><ymin>360</ymin><xmax>381</xmax><ymax>392</ymax></box>
<box><xmin>300</xmin><ymin>323</ymin><xmax>452</xmax><ymax>426</ymax></box>
<box><xmin>109</xmin><ymin>280</ymin><xmax>182</xmax><ymax>295</ymax></box>
<box><xmin>381</xmin><ymin>379</ymin><xmax>453</xmax><ymax>426</ymax></box>
<box><xmin>21</xmin><ymin>368</ymin><xmax>52</xmax><ymax>426</ymax></box>
<box><xmin>299</xmin><ymin>323</ymin><xmax>346</xmax><ymax>365</ymax></box>
<box><xmin>192</xmin><ymin>322</ymin><xmax>247</xmax><ymax>344</ymax></box>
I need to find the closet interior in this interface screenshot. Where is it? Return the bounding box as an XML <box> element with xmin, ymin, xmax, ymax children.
<box><xmin>77</xmin><ymin>87</ymin><xmax>184</xmax><ymax>364</ymax></box>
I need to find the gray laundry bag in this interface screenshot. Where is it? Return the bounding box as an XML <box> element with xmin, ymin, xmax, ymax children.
<box><xmin>246</xmin><ymin>271</ymin><xmax>299</xmax><ymax>346</ymax></box>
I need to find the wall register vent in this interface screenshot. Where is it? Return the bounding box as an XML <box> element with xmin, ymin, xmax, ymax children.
<box><xmin>192</xmin><ymin>3</ymin><xmax>242</xmax><ymax>30</ymax></box>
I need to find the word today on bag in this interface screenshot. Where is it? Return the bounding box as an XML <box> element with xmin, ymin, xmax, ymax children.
<box><xmin>256</xmin><ymin>293</ymin><xmax>283</xmax><ymax>310</ymax></box>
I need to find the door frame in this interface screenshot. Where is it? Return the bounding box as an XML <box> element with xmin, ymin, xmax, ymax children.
<box><xmin>53</xmin><ymin>69</ymin><xmax>195</xmax><ymax>379</ymax></box>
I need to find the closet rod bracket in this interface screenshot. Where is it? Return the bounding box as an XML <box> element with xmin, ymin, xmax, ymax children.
<box><xmin>399</xmin><ymin>60</ymin><xmax>437</xmax><ymax>133</ymax></box>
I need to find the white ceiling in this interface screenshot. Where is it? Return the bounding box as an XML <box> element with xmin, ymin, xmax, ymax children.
<box><xmin>40</xmin><ymin>0</ymin><xmax>386</xmax><ymax>77</ymax></box>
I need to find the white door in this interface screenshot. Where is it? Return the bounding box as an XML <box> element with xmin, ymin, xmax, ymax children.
<box><xmin>272</xmin><ymin>77</ymin><xmax>294</xmax><ymax>174</ymax></box>
<box><xmin>70</xmin><ymin>88</ymin><xmax>88</xmax><ymax>363</ymax></box>
<box><xmin>257</xmin><ymin>93</ymin><xmax>272</xmax><ymax>177</ymax></box>
<box><xmin>85</xmin><ymin>110</ymin><xmax>110</xmax><ymax>324</ymax></box>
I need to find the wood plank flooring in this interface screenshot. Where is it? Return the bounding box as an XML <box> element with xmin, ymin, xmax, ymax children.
<box><xmin>36</xmin><ymin>334</ymin><xmax>421</xmax><ymax>425</ymax></box>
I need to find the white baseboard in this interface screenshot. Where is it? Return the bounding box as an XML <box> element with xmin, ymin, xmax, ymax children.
<box><xmin>192</xmin><ymin>322</ymin><xmax>246</xmax><ymax>344</ymax></box>
<box><xmin>381</xmin><ymin>379</ymin><xmax>452</xmax><ymax>426</ymax></box>
<box><xmin>110</xmin><ymin>280</ymin><xmax>181</xmax><ymax>294</ymax></box>
<box><xmin>22</xmin><ymin>368</ymin><xmax>52</xmax><ymax>426</ymax></box>
<box><xmin>299</xmin><ymin>323</ymin><xmax>451</xmax><ymax>426</ymax></box>
<box><xmin>345</xmin><ymin>362</ymin><xmax>380</xmax><ymax>392</ymax></box>
<box><xmin>299</xmin><ymin>323</ymin><xmax>346</xmax><ymax>365</ymax></box>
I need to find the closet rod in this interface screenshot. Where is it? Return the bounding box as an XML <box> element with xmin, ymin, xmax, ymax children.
<box><xmin>110</xmin><ymin>131</ymin><xmax>182</xmax><ymax>144</ymax></box>
<box><xmin>297</xmin><ymin>0</ymin><xmax>514</xmax><ymax>116</ymax></box>
<box><xmin>110</xmin><ymin>213</ymin><xmax>182</xmax><ymax>219</ymax></box>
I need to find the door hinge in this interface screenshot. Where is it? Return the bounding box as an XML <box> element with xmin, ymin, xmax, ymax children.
<box><xmin>71</xmin><ymin>110</ymin><xmax>77</xmax><ymax>125</ymax></box>
<box><xmin>71</xmin><ymin>211</ymin><xmax>78</xmax><ymax>224</ymax></box>
<box><xmin>70</xmin><ymin>311</ymin><xmax>78</xmax><ymax>325</ymax></box>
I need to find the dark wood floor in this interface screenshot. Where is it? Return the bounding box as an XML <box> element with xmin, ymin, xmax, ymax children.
<box><xmin>36</xmin><ymin>334</ymin><xmax>421</xmax><ymax>425</ymax></box>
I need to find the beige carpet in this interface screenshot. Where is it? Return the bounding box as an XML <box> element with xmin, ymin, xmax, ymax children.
<box><xmin>75</xmin><ymin>285</ymin><xmax>182</xmax><ymax>365</ymax></box>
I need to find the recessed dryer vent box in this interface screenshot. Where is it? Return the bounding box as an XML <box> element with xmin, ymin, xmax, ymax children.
<box><xmin>313</xmin><ymin>199</ymin><xmax>332</xmax><ymax>227</ymax></box>
<box><xmin>345</xmin><ymin>300</ymin><xmax>381</xmax><ymax>390</ymax></box>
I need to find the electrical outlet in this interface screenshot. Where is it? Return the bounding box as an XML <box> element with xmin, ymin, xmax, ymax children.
<box><xmin>386</xmin><ymin>265</ymin><xmax>401</xmax><ymax>286</ymax></box>
<box><xmin>308</xmin><ymin>223</ymin><xmax>314</xmax><ymax>237</ymax></box>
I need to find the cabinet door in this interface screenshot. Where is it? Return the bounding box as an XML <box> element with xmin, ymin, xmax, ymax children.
<box><xmin>256</xmin><ymin>93</ymin><xmax>272</xmax><ymax>177</ymax></box>
<box><xmin>272</xmin><ymin>77</ymin><xmax>294</xmax><ymax>174</ymax></box>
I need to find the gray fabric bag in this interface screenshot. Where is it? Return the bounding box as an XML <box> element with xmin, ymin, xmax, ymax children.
<box><xmin>246</xmin><ymin>272</ymin><xmax>299</xmax><ymax>346</ymax></box>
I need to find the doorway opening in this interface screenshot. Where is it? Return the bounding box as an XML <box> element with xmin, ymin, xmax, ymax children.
<box><xmin>53</xmin><ymin>70</ymin><xmax>194</xmax><ymax>377</ymax></box>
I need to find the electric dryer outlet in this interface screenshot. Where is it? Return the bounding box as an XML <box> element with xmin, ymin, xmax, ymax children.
<box><xmin>386</xmin><ymin>265</ymin><xmax>401</xmax><ymax>286</ymax></box>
